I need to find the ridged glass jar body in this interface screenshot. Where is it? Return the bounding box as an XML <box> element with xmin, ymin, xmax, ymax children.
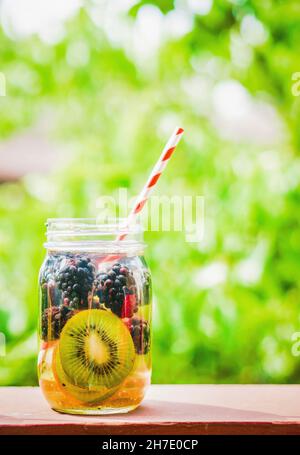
<box><xmin>38</xmin><ymin>219</ymin><xmax>151</xmax><ymax>415</ymax></box>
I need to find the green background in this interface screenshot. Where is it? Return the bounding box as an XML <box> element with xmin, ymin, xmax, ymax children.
<box><xmin>1</xmin><ymin>0</ymin><xmax>300</xmax><ymax>385</ymax></box>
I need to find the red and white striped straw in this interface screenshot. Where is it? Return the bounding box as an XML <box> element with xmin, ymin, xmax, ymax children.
<box><xmin>100</xmin><ymin>127</ymin><xmax>184</xmax><ymax>263</ymax></box>
<box><xmin>101</xmin><ymin>128</ymin><xmax>184</xmax><ymax>262</ymax></box>
<box><xmin>117</xmin><ymin>126</ymin><xmax>184</xmax><ymax>241</ymax></box>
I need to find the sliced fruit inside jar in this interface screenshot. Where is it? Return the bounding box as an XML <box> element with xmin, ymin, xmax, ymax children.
<box><xmin>38</xmin><ymin>340</ymin><xmax>58</xmax><ymax>381</ymax></box>
<box><xmin>53</xmin><ymin>345</ymin><xmax>118</xmax><ymax>405</ymax></box>
<box><xmin>59</xmin><ymin>309</ymin><xmax>136</xmax><ymax>389</ymax></box>
<box><xmin>122</xmin><ymin>316</ymin><xmax>151</xmax><ymax>355</ymax></box>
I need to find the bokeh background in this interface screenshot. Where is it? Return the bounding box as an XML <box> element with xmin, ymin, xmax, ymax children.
<box><xmin>1</xmin><ymin>0</ymin><xmax>300</xmax><ymax>385</ymax></box>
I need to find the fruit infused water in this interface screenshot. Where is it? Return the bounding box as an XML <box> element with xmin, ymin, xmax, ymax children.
<box><xmin>38</xmin><ymin>128</ymin><xmax>183</xmax><ymax>415</ymax></box>
<box><xmin>38</xmin><ymin>219</ymin><xmax>151</xmax><ymax>415</ymax></box>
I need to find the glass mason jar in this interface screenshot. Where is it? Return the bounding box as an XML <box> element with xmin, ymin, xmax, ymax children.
<box><xmin>38</xmin><ymin>219</ymin><xmax>152</xmax><ymax>415</ymax></box>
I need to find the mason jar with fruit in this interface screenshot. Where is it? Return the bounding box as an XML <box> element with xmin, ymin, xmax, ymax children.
<box><xmin>38</xmin><ymin>219</ymin><xmax>151</xmax><ymax>415</ymax></box>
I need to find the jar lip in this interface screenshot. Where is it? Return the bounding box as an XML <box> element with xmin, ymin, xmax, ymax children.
<box><xmin>46</xmin><ymin>217</ymin><xmax>143</xmax><ymax>233</ymax></box>
<box><xmin>45</xmin><ymin>218</ymin><xmax>145</xmax><ymax>252</ymax></box>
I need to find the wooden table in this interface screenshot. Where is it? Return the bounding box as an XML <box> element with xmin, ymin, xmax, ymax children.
<box><xmin>1</xmin><ymin>385</ymin><xmax>300</xmax><ymax>435</ymax></box>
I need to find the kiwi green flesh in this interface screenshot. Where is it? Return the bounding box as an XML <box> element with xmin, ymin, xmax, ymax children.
<box><xmin>59</xmin><ymin>309</ymin><xmax>136</xmax><ymax>389</ymax></box>
<box><xmin>54</xmin><ymin>346</ymin><xmax>117</xmax><ymax>405</ymax></box>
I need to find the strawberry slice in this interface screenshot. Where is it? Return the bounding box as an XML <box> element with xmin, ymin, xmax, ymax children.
<box><xmin>121</xmin><ymin>292</ymin><xmax>136</xmax><ymax>318</ymax></box>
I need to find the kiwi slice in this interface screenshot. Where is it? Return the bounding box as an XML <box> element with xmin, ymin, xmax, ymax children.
<box><xmin>59</xmin><ymin>309</ymin><xmax>135</xmax><ymax>389</ymax></box>
<box><xmin>53</xmin><ymin>346</ymin><xmax>117</xmax><ymax>405</ymax></box>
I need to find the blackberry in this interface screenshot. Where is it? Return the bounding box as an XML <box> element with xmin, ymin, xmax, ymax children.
<box><xmin>41</xmin><ymin>305</ymin><xmax>75</xmax><ymax>340</ymax></box>
<box><xmin>123</xmin><ymin>317</ymin><xmax>151</xmax><ymax>355</ymax></box>
<box><xmin>39</xmin><ymin>255</ymin><xmax>66</xmax><ymax>311</ymax></box>
<box><xmin>95</xmin><ymin>262</ymin><xmax>137</xmax><ymax>317</ymax></box>
<box><xmin>56</xmin><ymin>255</ymin><xmax>96</xmax><ymax>309</ymax></box>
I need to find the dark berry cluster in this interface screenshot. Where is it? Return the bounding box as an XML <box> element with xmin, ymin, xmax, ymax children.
<box><xmin>95</xmin><ymin>263</ymin><xmax>137</xmax><ymax>317</ymax></box>
<box><xmin>123</xmin><ymin>317</ymin><xmax>151</xmax><ymax>355</ymax></box>
<box><xmin>41</xmin><ymin>305</ymin><xmax>76</xmax><ymax>340</ymax></box>
<box><xmin>56</xmin><ymin>256</ymin><xmax>95</xmax><ymax>308</ymax></box>
<box><xmin>40</xmin><ymin>255</ymin><xmax>62</xmax><ymax>319</ymax></box>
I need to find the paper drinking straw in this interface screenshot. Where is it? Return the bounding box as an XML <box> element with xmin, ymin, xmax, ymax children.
<box><xmin>101</xmin><ymin>127</ymin><xmax>184</xmax><ymax>263</ymax></box>
<box><xmin>116</xmin><ymin>126</ymin><xmax>184</xmax><ymax>241</ymax></box>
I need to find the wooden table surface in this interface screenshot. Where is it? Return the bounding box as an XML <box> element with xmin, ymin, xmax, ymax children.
<box><xmin>1</xmin><ymin>385</ymin><xmax>300</xmax><ymax>435</ymax></box>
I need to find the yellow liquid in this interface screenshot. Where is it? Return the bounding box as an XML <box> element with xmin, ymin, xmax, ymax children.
<box><xmin>38</xmin><ymin>340</ymin><xmax>151</xmax><ymax>415</ymax></box>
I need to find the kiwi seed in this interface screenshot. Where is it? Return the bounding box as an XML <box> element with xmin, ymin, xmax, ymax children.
<box><xmin>59</xmin><ymin>309</ymin><xmax>136</xmax><ymax>389</ymax></box>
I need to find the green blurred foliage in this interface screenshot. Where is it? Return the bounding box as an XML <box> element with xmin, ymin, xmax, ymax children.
<box><xmin>1</xmin><ymin>0</ymin><xmax>300</xmax><ymax>385</ymax></box>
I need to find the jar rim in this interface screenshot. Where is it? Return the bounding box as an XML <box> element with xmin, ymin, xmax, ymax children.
<box><xmin>46</xmin><ymin>217</ymin><xmax>143</xmax><ymax>233</ymax></box>
<box><xmin>44</xmin><ymin>218</ymin><xmax>145</xmax><ymax>253</ymax></box>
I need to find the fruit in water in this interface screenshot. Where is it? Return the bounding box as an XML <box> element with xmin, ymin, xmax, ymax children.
<box><xmin>95</xmin><ymin>263</ymin><xmax>137</xmax><ymax>317</ymax></box>
<box><xmin>121</xmin><ymin>290</ymin><xmax>136</xmax><ymax>318</ymax></box>
<box><xmin>53</xmin><ymin>346</ymin><xmax>117</xmax><ymax>405</ymax></box>
<box><xmin>41</xmin><ymin>305</ymin><xmax>76</xmax><ymax>340</ymax></box>
<box><xmin>39</xmin><ymin>255</ymin><xmax>64</xmax><ymax>311</ymax></box>
<box><xmin>40</xmin><ymin>255</ymin><xmax>97</xmax><ymax>340</ymax></box>
<box><xmin>38</xmin><ymin>343</ymin><xmax>56</xmax><ymax>382</ymax></box>
<box><xmin>123</xmin><ymin>316</ymin><xmax>151</xmax><ymax>355</ymax></box>
<box><xmin>59</xmin><ymin>309</ymin><xmax>136</xmax><ymax>389</ymax></box>
<box><xmin>56</xmin><ymin>256</ymin><xmax>95</xmax><ymax>308</ymax></box>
